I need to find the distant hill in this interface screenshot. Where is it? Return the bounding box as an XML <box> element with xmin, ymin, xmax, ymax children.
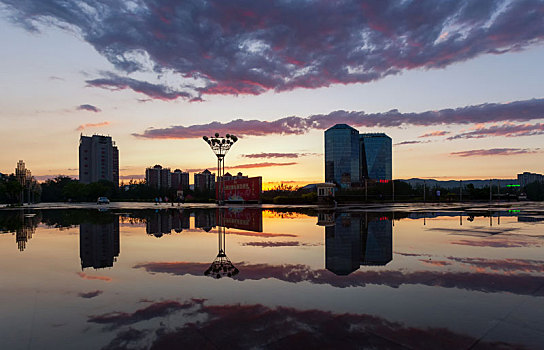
<box><xmin>400</xmin><ymin>178</ymin><xmax>518</xmax><ymax>189</ymax></box>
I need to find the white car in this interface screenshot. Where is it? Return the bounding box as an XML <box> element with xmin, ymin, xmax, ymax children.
<box><xmin>97</xmin><ymin>197</ymin><xmax>110</xmax><ymax>204</ymax></box>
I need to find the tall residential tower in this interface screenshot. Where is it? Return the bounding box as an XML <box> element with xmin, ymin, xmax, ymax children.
<box><xmin>79</xmin><ymin>135</ymin><xmax>119</xmax><ymax>186</ymax></box>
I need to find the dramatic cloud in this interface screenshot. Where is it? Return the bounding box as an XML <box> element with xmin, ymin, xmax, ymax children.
<box><xmin>77</xmin><ymin>272</ymin><xmax>112</xmax><ymax>282</ymax></box>
<box><xmin>75</xmin><ymin>121</ymin><xmax>110</xmax><ymax>132</ymax></box>
<box><xmin>78</xmin><ymin>290</ymin><xmax>103</xmax><ymax>299</ymax></box>
<box><xmin>448</xmin><ymin>122</ymin><xmax>544</xmax><ymax>139</ymax></box>
<box><xmin>94</xmin><ymin>301</ymin><xmax>521</xmax><ymax>350</ymax></box>
<box><xmin>86</xmin><ymin>73</ymin><xmax>193</xmax><ymax>101</ymax></box>
<box><xmin>3</xmin><ymin>1</ymin><xmax>543</xmax><ymax>100</ymax></box>
<box><xmin>450</xmin><ymin>148</ymin><xmax>540</xmax><ymax>157</ymax></box>
<box><xmin>135</xmin><ymin>261</ymin><xmax>544</xmax><ymax>296</ymax></box>
<box><xmin>133</xmin><ymin>98</ymin><xmax>544</xmax><ymax>139</ymax></box>
<box><xmin>76</xmin><ymin>104</ymin><xmax>101</xmax><ymax>113</ymax></box>
<box><xmin>419</xmin><ymin>130</ymin><xmax>450</xmax><ymax>138</ymax></box>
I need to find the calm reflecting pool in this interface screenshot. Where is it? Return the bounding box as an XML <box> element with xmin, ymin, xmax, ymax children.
<box><xmin>1</xmin><ymin>208</ymin><xmax>543</xmax><ymax>349</ymax></box>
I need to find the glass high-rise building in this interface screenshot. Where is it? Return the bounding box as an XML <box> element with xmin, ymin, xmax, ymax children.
<box><xmin>359</xmin><ymin>133</ymin><xmax>392</xmax><ymax>181</ymax></box>
<box><xmin>324</xmin><ymin>124</ymin><xmax>360</xmax><ymax>187</ymax></box>
<box><xmin>325</xmin><ymin>124</ymin><xmax>392</xmax><ymax>187</ymax></box>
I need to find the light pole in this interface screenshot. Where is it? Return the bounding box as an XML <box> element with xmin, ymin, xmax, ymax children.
<box><xmin>202</xmin><ymin>133</ymin><xmax>238</xmax><ymax>205</ymax></box>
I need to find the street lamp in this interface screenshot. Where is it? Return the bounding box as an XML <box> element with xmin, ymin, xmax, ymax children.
<box><xmin>202</xmin><ymin>133</ymin><xmax>238</xmax><ymax>204</ymax></box>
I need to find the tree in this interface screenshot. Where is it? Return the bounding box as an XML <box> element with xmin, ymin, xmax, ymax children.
<box><xmin>0</xmin><ymin>174</ymin><xmax>23</xmax><ymax>204</ymax></box>
<box><xmin>525</xmin><ymin>182</ymin><xmax>544</xmax><ymax>201</ymax></box>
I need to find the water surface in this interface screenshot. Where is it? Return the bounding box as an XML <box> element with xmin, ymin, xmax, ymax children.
<box><xmin>1</xmin><ymin>207</ymin><xmax>543</xmax><ymax>349</ymax></box>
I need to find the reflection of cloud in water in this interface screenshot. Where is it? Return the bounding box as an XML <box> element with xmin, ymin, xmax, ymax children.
<box><xmin>242</xmin><ymin>241</ymin><xmax>319</xmax><ymax>248</ymax></box>
<box><xmin>78</xmin><ymin>290</ymin><xmax>103</xmax><ymax>299</ymax></box>
<box><xmin>77</xmin><ymin>272</ymin><xmax>112</xmax><ymax>282</ymax></box>
<box><xmin>135</xmin><ymin>262</ymin><xmax>544</xmax><ymax>296</ymax></box>
<box><xmin>451</xmin><ymin>238</ymin><xmax>542</xmax><ymax>248</ymax></box>
<box><xmin>91</xmin><ymin>300</ymin><xmax>525</xmax><ymax>350</ymax></box>
<box><xmin>227</xmin><ymin>231</ymin><xmax>298</xmax><ymax>238</ymax></box>
<box><xmin>428</xmin><ymin>227</ymin><xmax>518</xmax><ymax>237</ymax></box>
<box><xmin>448</xmin><ymin>257</ymin><xmax>544</xmax><ymax>273</ymax></box>
<box><xmin>419</xmin><ymin>259</ymin><xmax>452</xmax><ymax>267</ymax></box>
<box><xmin>89</xmin><ymin>300</ymin><xmax>201</xmax><ymax>329</ymax></box>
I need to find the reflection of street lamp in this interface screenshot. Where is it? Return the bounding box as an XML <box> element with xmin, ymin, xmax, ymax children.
<box><xmin>204</xmin><ymin>209</ymin><xmax>239</xmax><ymax>279</ymax></box>
<box><xmin>202</xmin><ymin>133</ymin><xmax>238</xmax><ymax>204</ymax></box>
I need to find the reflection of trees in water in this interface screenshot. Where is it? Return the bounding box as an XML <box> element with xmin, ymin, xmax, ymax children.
<box><xmin>0</xmin><ymin>210</ymin><xmax>42</xmax><ymax>251</ymax></box>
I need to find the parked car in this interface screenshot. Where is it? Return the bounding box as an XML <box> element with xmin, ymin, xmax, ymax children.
<box><xmin>97</xmin><ymin>197</ymin><xmax>110</xmax><ymax>204</ymax></box>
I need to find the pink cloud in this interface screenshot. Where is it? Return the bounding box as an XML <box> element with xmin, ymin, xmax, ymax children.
<box><xmin>448</xmin><ymin>122</ymin><xmax>544</xmax><ymax>140</ymax></box>
<box><xmin>450</xmin><ymin>148</ymin><xmax>540</xmax><ymax>157</ymax></box>
<box><xmin>76</xmin><ymin>121</ymin><xmax>110</xmax><ymax>131</ymax></box>
<box><xmin>419</xmin><ymin>130</ymin><xmax>449</xmax><ymax>138</ymax></box>
<box><xmin>133</xmin><ymin>99</ymin><xmax>544</xmax><ymax>139</ymax></box>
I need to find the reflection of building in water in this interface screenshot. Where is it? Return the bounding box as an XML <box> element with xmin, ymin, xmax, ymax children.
<box><xmin>80</xmin><ymin>217</ymin><xmax>120</xmax><ymax>269</ymax></box>
<box><xmin>146</xmin><ymin>211</ymin><xmax>172</xmax><ymax>237</ymax></box>
<box><xmin>146</xmin><ymin>210</ymin><xmax>191</xmax><ymax>236</ymax></box>
<box><xmin>16</xmin><ymin>213</ymin><xmax>41</xmax><ymax>252</ymax></box>
<box><xmin>361</xmin><ymin>217</ymin><xmax>392</xmax><ymax>266</ymax></box>
<box><xmin>221</xmin><ymin>208</ymin><xmax>263</xmax><ymax>232</ymax></box>
<box><xmin>172</xmin><ymin>210</ymin><xmax>190</xmax><ymax>233</ymax></box>
<box><xmin>195</xmin><ymin>210</ymin><xmax>216</xmax><ymax>232</ymax></box>
<box><xmin>0</xmin><ymin>211</ymin><xmax>41</xmax><ymax>252</ymax></box>
<box><xmin>325</xmin><ymin>213</ymin><xmax>362</xmax><ymax>275</ymax></box>
<box><xmin>321</xmin><ymin>212</ymin><xmax>392</xmax><ymax>275</ymax></box>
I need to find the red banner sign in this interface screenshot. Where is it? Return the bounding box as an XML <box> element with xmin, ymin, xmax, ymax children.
<box><xmin>216</xmin><ymin>177</ymin><xmax>262</xmax><ymax>202</ymax></box>
<box><xmin>218</xmin><ymin>208</ymin><xmax>263</xmax><ymax>232</ymax></box>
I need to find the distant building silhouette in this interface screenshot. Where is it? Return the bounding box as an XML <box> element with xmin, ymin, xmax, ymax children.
<box><xmin>80</xmin><ymin>217</ymin><xmax>120</xmax><ymax>269</ymax></box>
<box><xmin>171</xmin><ymin>169</ymin><xmax>190</xmax><ymax>190</ymax></box>
<box><xmin>517</xmin><ymin>172</ymin><xmax>543</xmax><ymax>187</ymax></box>
<box><xmin>221</xmin><ymin>171</ymin><xmax>248</xmax><ymax>182</ymax></box>
<box><xmin>325</xmin><ymin>124</ymin><xmax>391</xmax><ymax>188</ymax></box>
<box><xmin>79</xmin><ymin>134</ymin><xmax>119</xmax><ymax>186</ymax></box>
<box><xmin>145</xmin><ymin>164</ymin><xmax>171</xmax><ymax>189</ymax></box>
<box><xmin>194</xmin><ymin>169</ymin><xmax>215</xmax><ymax>192</ymax></box>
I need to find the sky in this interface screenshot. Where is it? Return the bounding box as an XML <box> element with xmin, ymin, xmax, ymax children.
<box><xmin>0</xmin><ymin>0</ymin><xmax>543</xmax><ymax>188</ymax></box>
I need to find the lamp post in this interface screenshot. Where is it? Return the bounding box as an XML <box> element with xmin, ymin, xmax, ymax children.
<box><xmin>202</xmin><ymin>133</ymin><xmax>238</xmax><ymax>205</ymax></box>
